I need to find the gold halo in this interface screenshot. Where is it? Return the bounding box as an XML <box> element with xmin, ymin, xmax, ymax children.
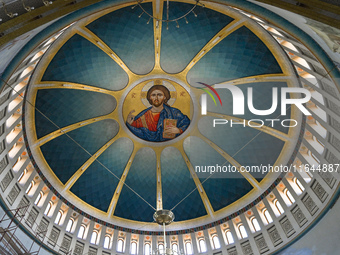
<box><xmin>141</xmin><ymin>79</ymin><xmax>177</xmax><ymax>107</ymax></box>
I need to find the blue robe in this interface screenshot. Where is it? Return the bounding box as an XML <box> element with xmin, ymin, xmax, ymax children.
<box><xmin>126</xmin><ymin>104</ymin><xmax>190</xmax><ymax>142</ymax></box>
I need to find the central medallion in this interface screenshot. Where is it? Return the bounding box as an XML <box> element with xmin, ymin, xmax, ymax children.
<box><xmin>123</xmin><ymin>78</ymin><xmax>192</xmax><ymax>142</ymax></box>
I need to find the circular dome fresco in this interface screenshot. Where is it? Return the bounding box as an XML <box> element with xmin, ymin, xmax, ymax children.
<box><xmin>23</xmin><ymin>1</ymin><xmax>305</xmax><ymax>230</ymax></box>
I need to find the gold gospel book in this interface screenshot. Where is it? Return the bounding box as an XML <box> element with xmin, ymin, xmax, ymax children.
<box><xmin>163</xmin><ymin>119</ymin><xmax>177</xmax><ymax>139</ymax></box>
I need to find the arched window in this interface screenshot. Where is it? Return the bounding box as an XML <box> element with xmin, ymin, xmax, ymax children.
<box><xmin>17</xmin><ymin>169</ymin><xmax>27</xmax><ymax>182</ymax></box>
<box><xmin>90</xmin><ymin>230</ymin><xmax>98</xmax><ymax>245</ymax></box>
<box><xmin>285</xmin><ymin>188</ymin><xmax>295</xmax><ymax>205</ymax></box>
<box><xmin>238</xmin><ymin>224</ymin><xmax>248</xmax><ymax>239</ymax></box>
<box><xmin>144</xmin><ymin>242</ymin><xmax>151</xmax><ymax>255</ymax></box>
<box><xmin>65</xmin><ymin>218</ymin><xmax>74</xmax><ymax>232</ymax></box>
<box><xmin>34</xmin><ymin>192</ymin><xmax>43</xmax><ymax>205</ymax></box>
<box><xmin>44</xmin><ymin>201</ymin><xmax>53</xmax><ymax>216</ymax></box>
<box><xmin>212</xmin><ymin>235</ymin><xmax>221</xmax><ymax>249</ymax></box>
<box><xmin>103</xmin><ymin>235</ymin><xmax>111</xmax><ymax>249</ymax></box>
<box><xmin>77</xmin><ymin>224</ymin><xmax>86</xmax><ymax>239</ymax></box>
<box><xmin>158</xmin><ymin>243</ymin><xmax>165</xmax><ymax>254</ymax></box>
<box><xmin>198</xmin><ymin>238</ymin><xmax>207</xmax><ymax>253</ymax></box>
<box><xmin>225</xmin><ymin>230</ymin><xmax>234</xmax><ymax>245</ymax></box>
<box><xmin>251</xmin><ymin>217</ymin><xmax>261</xmax><ymax>232</ymax></box>
<box><xmin>130</xmin><ymin>241</ymin><xmax>137</xmax><ymax>255</ymax></box>
<box><xmin>117</xmin><ymin>239</ymin><xmax>124</xmax><ymax>253</ymax></box>
<box><xmin>311</xmin><ymin>152</ymin><xmax>320</xmax><ymax>163</ymax></box>
<box><xmin>172</xmin><ymin>243</ymin><xmax>179</xmax><ymax>253</ymax></box>
<box><xmin>185</xmin><ymin>242</ymin><xmax>193</xmax><ymax>255</ymax></box>
<box><xmin>263</xmin><ymin>209</ymin><xmax>273</xmax><ymax>224</ymax></box>
<box><xmin>274</xmin><ymin>199</ymin><xmax>284</xmax><ymax>215</ymax></box>
<box><xmin>25</xmin><ymin>181</ymin><xmax>34</xmax><ymax>194</ymax></box>
<box><xmin>294</xmin><ymin>177</ymin><xmax>305</xmax><ymax>192</ymax></box>
<box><xmin>54</xmin><ymin>210</ymin><xmax>63</xmax><ymax>225</ymax></box>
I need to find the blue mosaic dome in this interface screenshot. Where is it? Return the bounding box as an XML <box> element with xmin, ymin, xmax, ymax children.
<box><xmin>24</xmin><ymin>1</ymin><xmax>302</xmax><ymax>226</ymax></box>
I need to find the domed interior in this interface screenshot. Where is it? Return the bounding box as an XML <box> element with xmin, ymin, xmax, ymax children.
<box><xmin>24</xmin><ymin>1</ymin><xmax>302</xmax><ymax>225</ymax></box>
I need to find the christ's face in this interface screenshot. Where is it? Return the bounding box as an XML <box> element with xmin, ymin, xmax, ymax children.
<box><xmin>149</xmin><ymin>89</ymin><xmax>166</xmax><ymax>107</ymax></box>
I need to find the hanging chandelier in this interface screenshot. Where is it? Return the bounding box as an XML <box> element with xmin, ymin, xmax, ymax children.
<box><xmin>152</xmin><ymin>210</ymin><xmax>183</xmax><ymax>255</ymax></box>
<box><xmin>133</xmin><ymin>0</ymin><xmax>204</xmax><ymax>29</ymax></box>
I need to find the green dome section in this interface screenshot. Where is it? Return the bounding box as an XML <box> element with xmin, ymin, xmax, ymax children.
<box><xmin>160</xmin><ymin>3</ymin><xmax>234</xmax><ymax>73</ymax></box>
<box><xmin>187</xmin><ymin>26</ymin><xmax>282</xmax><ymax>86</ymax></box>
<box><xmin>198</xmin><ymin>116</ymin><xmax>285</xmax><ymax>181</ymax></box>
<box><xmin>114</xmin><ymin>147</ymin><xmax>157</xmax><ymax>222</ymax></box>
<box><xmin>40</xmin><ymin>119</ymin><xmax>119</xmax><ymax>184</ymax></box>
<box><xmin>42</xmin><ymin>34</ymin><xmax>128</xmax><ymax>90</ymax></box>
<box><xmin>183</xmin><ymin>136</ymin><xmax>254</xmax><ymax>211</ymax></box>
<box><xmin>161</xmin><ymin>147</ymin><xmax>207</xmax><ymax>221</ymax></box>
<box><xmin>86</xmin><ymin>3</ymin><xmax>154</xmax><ymax>75</ymax></box>
<box><xmin>70</xmin><ymin>138</ymin><xmax>133</xmax><ymax>212</ymax></box>
<box><xmin>35</xmin><ymin>89</ymin><xmax>116</xmax><ymax>138</ymax></box>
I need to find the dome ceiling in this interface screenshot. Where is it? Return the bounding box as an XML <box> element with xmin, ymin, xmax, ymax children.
<box><xmin>23</xmin><ymin>1</ymin><xmax>302</xmax><ymax>227</ymax></box>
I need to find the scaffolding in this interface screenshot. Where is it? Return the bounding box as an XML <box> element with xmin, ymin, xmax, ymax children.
<box><xmin>0</xmin><ymin>204</ymin><xmax>72</xmax><ymax>255</ymax></box>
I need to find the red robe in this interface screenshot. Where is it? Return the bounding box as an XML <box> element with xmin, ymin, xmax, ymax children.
<box><xmin>130</xmin><ymin>110</ymin><xmax>160</xmax><ymax>131</ymax></box>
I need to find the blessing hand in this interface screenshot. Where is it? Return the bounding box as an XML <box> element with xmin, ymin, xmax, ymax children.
<box><xmin>127</xmin><ymin>110</ymin><xmax>136</xmax><ymax>125</ymax></box>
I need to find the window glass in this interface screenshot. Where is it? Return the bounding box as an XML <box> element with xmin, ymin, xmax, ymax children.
<box><xmin>131</xmin><ymin>241</ymin><xmax>137</xmax><ymax>255</ymax></box>
<box><xmin>185</xmin><ymin>242</ymin><xmax>193</xmax><ymax>255</ymax></box>
<box><xmin>144</xmin><ymin>243</ymin><xmax>151</xmax><ymax>255</ymax></box>
<box><xmin>251</xmin><ymin>217</ymin><xmax>261</xmax><ymax>231</ymax></box>
<box><xmin>54</xmin><ymin>210</ymin><xmax>62</xmax><ymax>225</ymax></box>
<box><xmin>225</xmin><ymin>231</ymin><xmax>234</xmax><ymax>244</ymax></box>
<box><xmin>158</xmin><ymin>243</ymin><xmax>165</xmax><ymax>254</ymax></box>
<box><xmin>172</xmin><ymin>243</ymin><xmax>179</xmax><ymax>253</ymax></box>
<box><xmin>212</xmin><ymin>235</ymin><xmax>221</xmax><ymax>249</ymax></box>
<box><xmin>275</xmin><ymin>200</ymin><xmax>284</xmax><ymax>215</ymax></box>
<box><xmin>199</xmin><ymin>239</ymin><xmax>207</xmax><ymax>252</ymax></box>
<box><xmin>90</xmin><ymin>231</ymin><xmax>98</xmax><ymax>244</ymax></box>
<box><xmin>104</xmin><ymin>235</ymin><xmax>111</xmax><ymax>249</ymax></box>
<box><xmin>239</xmin><ymin>225</ymin><xmax>248</xmax><ymax>239</ymax></box>
<box><xmin>44</xmin><ymin>202</ymin><xmax>52</xmax><ymax>216</ymax></box>
<box><xmin>34</xmin><ymin>192</ymin><xmax>42</xmax><ymax>205</ymax></box>
<box><xmin>77</xmin><ymin>225</ymin><xmax>86</xmax><ymax>239</ymax></box>
<box><xmin>263</xmin><ymin>209</ymin><xmax>273</xmax><ymax>224</ymax></box>
<box><xmin>117</xmin><ymin>239</ymin><xmax>124</xmax><ymax>252</ymax></box>
<box><xmin>286</xmin><ymin>189</ymin><xmax>295</xmax><ymax>204</ymax></box>
<box><xmin>65</xmin><ymin>219</ymin><xmax>73</xmax><ymax>232</ymax></box>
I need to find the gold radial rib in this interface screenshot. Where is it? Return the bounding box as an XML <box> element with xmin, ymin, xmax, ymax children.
<box><xmin>192</xmin><ymin>131</ymin><xmax>260</xmax><ymax>189</ymax></box>
<box><xmin>107</xmin><ymin>143</ymin><xmax>143</xmax><ymax>216</ymax></box>
<box><xmin>176</xmin><ymin>146</ymin><xmax>214</xmax><ymax>217</ymax></box>
<box><xmin>214</xmin><ymin>74</ymin><xmax>288</xmax><ymax>86</ymax></box>
<box><xmin>153</xmin><ymin>0</ymin><xmax>163</xmax><ymax>69</ymax></box>
<box><xmin>35</xmin><ymin>115</ymin><xmax>110</xmax><ymax>147</ymax></box>
<box><xmin>75</xmin><ymin>26</ymin><xmax>135</xmax><ymax>77</ymax></box>
<box><xmin>206</xmin><ymin>112</ymin><xmax>289</xmax><ymax>142</ymax></box>
<box><xmin>35</xmin><ymin>81</ymin><xmax>113</xmax><ymax>94</ymax></box>
<box><xmin>156</xmin><ymin>150</ymin><xmax>162</xmax><ymax>210</ymax></box>
<box><xmin>182</xmin><ymin>18</ymin><xmax>246</xmax><ymax>74</ymax></box>
<box><xmin>63</xmin><ymin>130</ymin><xmax>127</xmax><ymax>191</ymax></box>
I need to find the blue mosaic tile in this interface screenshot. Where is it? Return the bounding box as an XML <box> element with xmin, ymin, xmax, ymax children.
<box><xmin>160</xmin><ymin>3</ymin><xmax>233</xmax><ymax>73</ymax></box>
<box><xmin>42</xmin><ymin>34</ymin><xmax>128</xmax><ymax>90</ymax></box>
<box><xmin>40</xmin><ymin>119</ymin><xmax>119</xmax><ymax>184</ymax></box>
<box><xmin>187</xmin><ymin>26</ymin><xmax>282</xmax><ymax>85</ymax></box>
<box><xmin>161</xmin><ymin>147</ymin><xmax>206</xmax><ymax>221</ymax></box>
<box><xmin>35</xmin><ymin>89</ymin><xmax>116</xmax><ymax>138</ymax></box>
<box><xmin>202</xmin><ymin>177</ymin><xmax>253</xmax><ymax>211</ymax></box>
<box><xmin>202</xmin><ymin>82</ymin><xmax>291</xmax><ymax>133</ymax></box>
<box><xmin>114</xmin><ymin>147</ymin><xmax>157</xmax><ymax>221</ymax></box>
<box><xmin>183</xmin><ymin>136</ymin><xmax>253</xmax><ymax>211</ymax></box>
<box><xmin>198</xmin><ymin>116</ymin><xmax>285</xmax><ymax>181</ymax></box>
<box><xmin>87</xmin><ymin>3</ymin><xmax>154</xmax><ymax>75</ymax></box>
<box><xmin>70</xmin><ymin>138</ymin><xmax>133</xmax><ymax>212</ymax></box>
